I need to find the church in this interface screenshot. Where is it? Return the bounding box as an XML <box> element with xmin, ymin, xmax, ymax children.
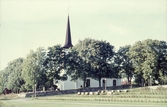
<box><xmin>55</xmin><ymin>15</ymin><xmax>121</xmax><ymax>90</ymax></box>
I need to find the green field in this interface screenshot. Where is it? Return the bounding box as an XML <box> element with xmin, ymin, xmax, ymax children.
<box><xmin>1</xmin><ymin>98</ymin><xmax>167</xmax><ymax>107</ymax></box>
<box><xmin>0</xmin><ymin>87</ymin><xmax>167</xmax><ymax>107</ymax></box>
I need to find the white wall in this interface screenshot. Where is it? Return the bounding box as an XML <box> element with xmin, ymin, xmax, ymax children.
<box><xmin>85</xmin><ymin>78</ymin><xmax>121</xmax><ymax>88</ymax></box>
<box><xmin>102</xmin><ymin>78</ymin><xmax>121</xmax><ymax>86</ymax></box>
<box><xmin>63</xmin><ymin>76</ymin><xmax>83</xmax><ymax>90</ymax></box>
<box><xmin>56</xmin><ymin>76</ymin><xmax>83</xmax><ymax>90</ymax></box>
<box><xmin>56</xmin><ymin>77</ymin><xmax>122</xmax><ymax>90</ymax></box>
<box><xmin>87</xmin><ymin>77</ymin><xmax>99</xmax><ymax>87</ymax></box>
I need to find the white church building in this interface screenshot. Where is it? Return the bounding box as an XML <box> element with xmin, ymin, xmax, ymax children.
<box><xmin>54</xmin><ymin>67</ymin><xmax>121</xmax><ymax>90</ymax></box>
<box><xmin>55</xmin><ymin>15</ymin><xmax>121</xmax><ymax>90</ymax></box>
<box><xmin>55</xmin><ymin>76</ymin><xmax>121</xmax><ymax>90</ymax></box>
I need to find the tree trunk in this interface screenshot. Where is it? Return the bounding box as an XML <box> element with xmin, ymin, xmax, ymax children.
<box><xmin>83</xmin><ymin>76</ymin><xmax>86</xmax><ymax>88</ymax></box>
<box><xmin>98</xmin><ymin>77</ymin><xmax>101</xmax><ymax>88</ymax></box>
<box><xmin>128</xmin><ymin>77</ymin><xmax>132</xmax><ymax>89</ymax></box>
<box><xmin>141</xmin><ymin>78</ymin><xmax>144</xmax><ymax>87</ymax></box>
<box><xmin>33</xmin><ymin>86</ymin><xmax>35</xmax><ymax>93</ymax></box>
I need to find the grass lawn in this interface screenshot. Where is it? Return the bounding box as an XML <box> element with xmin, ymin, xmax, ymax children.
<box><xmin>0</xmin><ymin>87</ymin><xmax>167</xmax><ymax>107</ymax></box>
<box><xmin>1</xmin><ymin>98</ymin><xmax>167</xmax><ymax>107</ymax></box>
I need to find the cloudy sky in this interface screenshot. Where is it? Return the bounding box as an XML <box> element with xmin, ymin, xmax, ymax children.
<box><xmin>0</xmin><ymin>0</ymin><xmax>167</xmax><ymax>70</ymax></box>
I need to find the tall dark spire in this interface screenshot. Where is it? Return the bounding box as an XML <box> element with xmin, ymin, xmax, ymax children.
<box><xmin>63</xmin><ymin>15</ymin><xmax>73</xmax><ymax>49</ymax></box>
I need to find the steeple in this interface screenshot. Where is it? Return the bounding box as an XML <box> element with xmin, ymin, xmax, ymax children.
<box><xmin>63</xmin><ymin>15</ymin><xmax>73</xmax><ymax>49</ymax></box>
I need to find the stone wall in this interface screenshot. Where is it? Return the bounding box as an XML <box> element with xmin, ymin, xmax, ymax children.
<box><xmin>18</xmin><ymin>86</ymin><xmax>123</xmax><ymax>97</ymax></box>
<box><xmin>19</xmin><ymin>89</ymin><xmax>78</xmax><ymax>97</ymax></box>
<box><xmin>18</xmin><ymin>85</ymin><xmax>167</xmax><ymax>98</ymax></box>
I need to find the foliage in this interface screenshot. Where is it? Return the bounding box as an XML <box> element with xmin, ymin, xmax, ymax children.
<box><xmin>5</xmin><ymin>58</ymin><xmax>25</xmax><ymax>92</ymax></box>
<box><xmin>0</xmin><ymin>69</ymin><xmax>9</xmax><ymax>93</ymax></box>
<box><xmin>87</xmin><ymin>39</ymin><xmax>115</xmax><ymax>87</ymax></box>
<box><xmin>66</xmin><ymin>49</ymin><xmax>85</xmax><ymax>81</ymax></box>
<box><xmin>22</xmin><ymin>47</ymin><xmax>46</xmax><ymax>91</ymax></box>
<box><xmin>66</xmin><ymin>39</ymin><xmax>94</xmax><ymax>87</ymax></box>
<box><xmin>0</xmin><ymin>58</ymin><xmax>25</xmax><ymax>93</ymax></box>
<box><xmin>0</xmin><ymin>39</ymin><xmax>166</xmax><ymax>92</ymax></box>
<box><xmin>43</xmin><ymin>45</ymin><xmax>67</xmax><ymax>88</ymax></box>
<box><xmin>0</xmin><ymin>70</ymin><xmax>4</xmax><ymax>94</ymax></box>
<box><xmin>115</xmin><ymin>45</ymin><xmax>134</xmax><ymax>84</ymax></box>
<box><xmin>128</xmin><ymin>39</ymin><xmax>167</xmax><ymax>86</ymax></box>
<box><xmin>66</xmin><ymin>38</ymin><xmax>115</xmax><ymax>87</ymax></box>
<box><xmin>155</xmin><ymin>41</ymin><xmax>167</xmax><ymax>84</ymax></box>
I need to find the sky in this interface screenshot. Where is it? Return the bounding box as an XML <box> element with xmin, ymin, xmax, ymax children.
<box><xmin>0</xmin><ymin>0</ymin><xmax>167</xmax><ymax>70</ymax></box>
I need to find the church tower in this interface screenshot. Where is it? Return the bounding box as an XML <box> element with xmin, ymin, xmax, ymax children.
<box><xmin>63</xmin><ymin>15</ymin><xmax>73</xmax><ymax>49</ymax></box>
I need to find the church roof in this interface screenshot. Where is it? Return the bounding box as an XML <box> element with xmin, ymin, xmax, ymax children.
<box><xmin>63</xmin><ymin>15</ymin><xmax>73</xmax><ymax>49</ymax></box>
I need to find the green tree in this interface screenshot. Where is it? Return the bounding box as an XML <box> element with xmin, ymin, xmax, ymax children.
<box><xmin>152</xmin><ymin>41</ymin><xmax>167</xmax><ymax>84</ymax></box>
<box><xmin>0</xmin><ymin>66</ymin><xmax>21</xmax><ymax>93</ymax></box>
<box><xmin>65</xmin><ymin>49</ymin><xmax>84</xmax><ymax>81</ymax></box>
<box><xmin>89</xmin><ymin>39</ymin><xmax>115</xmax><ymax>87</ymax></box>
<box><xmin>115</xmin><ymin>45</ymin><xmax>134</xmax><ymax>85</ymax></box>
<box><xmin>128</xmin><ymin>39</ymin><xmax>161</xmax><ymax>86</ymax></box>
<box><xmin>22</xmin><ymin>47</ymin><xmax>46</xmax><ymax>91</ymax></box>
<box><xmin>65</xmin><ymin>39</ymin><xmax>93</xmax><ymax>87</ymax></box>
<box><xmin>5</xmin><ymin>58</ymin><xmax>25</xmax><ymax>93</ymax></box>
<box><xmin>66</xmin><ymin>38</ymin><xmax>115</xmax><ymax>87</ymax></box>
<box><xmin>0</xmin><ymin>70</ymin><xmax>4</xmax><ymax>94</ymax></box>
<box><xmin>43</xmin><ymin>45</ymin><xmax>67</xmax><ymax>89</ymax></box>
